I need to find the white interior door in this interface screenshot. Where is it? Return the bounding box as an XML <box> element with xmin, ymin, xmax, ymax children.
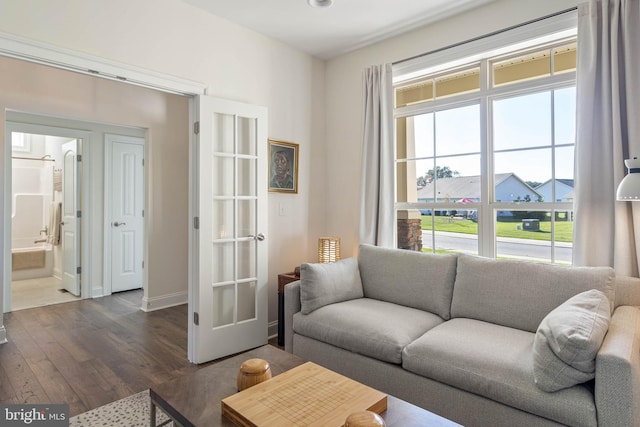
<box><xmin>61</xmin><ymin>140</ymin><xmax>80</xmax><ymax>296</ymax></box>
<box><xmin>108</xmin><ymin>135</ymin><xmax>144</xmax><ymax>293</ymax></box>
<box><xmin>189</xmin><ymin>96</ymin><xmax>268</xmax><ymax>363</ymax></box>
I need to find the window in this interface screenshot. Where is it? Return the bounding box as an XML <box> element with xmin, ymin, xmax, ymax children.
<box><xmin>393</xmin><ymin>21</ymin><xmax>576</xmax><ymax>264</ymax></box>
<box><xmin>11</xmin><ymin>132</ymin><xmax>30</xmax><ymax>153</ymax></box>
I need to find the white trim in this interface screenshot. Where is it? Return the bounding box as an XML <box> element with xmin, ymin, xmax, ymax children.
<box><xmin>0</xmin><ymin>31</ymin><xmax>207</xmax><ymax>96</ymax></box>
<box><xmin>141</xmin><ymin>291</ymin><xmax>188</xmax><ymax>312</ymax></box>
<box><xmin>0</xmin><ymin>325</ymin><xmax>6</xmax><ymax>344</ymax></box>
<box><xmin>268</xmin><ymin>320</ymin><xmax>278</xmax><ymax>340</ymax></box>
<box><xmin>393</xmin><ymin>9</ymin><xmax>577</xmax><ymax>83</ymax></box>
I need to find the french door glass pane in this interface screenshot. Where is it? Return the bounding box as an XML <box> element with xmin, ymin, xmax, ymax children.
<box><xmin>213</xmin><ymin>156</ymin><xmax>234</xmax><ymax>196</ymax></box>
<box><xmin>237</xmin><ymin>116</ymin><xmax>256</xmax><ymax>156</ymax></box>
<box><xmin>213</xmin><ymin>113</ymin><xmax>234</xmax><ymax>153</ymax></box>
<box><xmin>238</xmin><ymin>199</ymin><xmax>255</xmax><ymax>238</ymax></box>
<box><xmin>237</xmin><ymin>240</ymin><xmax>256</xmax><ymax>280</ymax></box>
<box><xmin>237</xmin><ymin>281</ymin><xmax>257</xmax><ymax>322</ymax></box>
<box><xmin>211</xmin><ymin>284</ymin><xmax>234</xmax><ymax>328</ymax></box>
<box><xmin>237</xmin><ymin>158</ymin><xmax>256</xmax><ymax>197</ymax></box>
<box><xmin>212</xmin><ymin>242</ymin><xmax>234</xmax><ymax>283</ymax></box>
<box><xmin>212</xmin><ymin>199</ymin><xmax>233</xmax><ymax>240</ymax></box>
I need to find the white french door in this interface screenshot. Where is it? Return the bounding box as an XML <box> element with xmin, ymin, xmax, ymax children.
<box><xmin>189</xmin><ymin>96</ymin><xmax>268</xmax><ymax>364</ymax></box>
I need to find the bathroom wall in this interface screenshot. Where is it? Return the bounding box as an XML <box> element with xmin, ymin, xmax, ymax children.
<box><xmin>11</xmin><ymin>133</ymin><xmax>52</xmax><ymax>250</ymax></box>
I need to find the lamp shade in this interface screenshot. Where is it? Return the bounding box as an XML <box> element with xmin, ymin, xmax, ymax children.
<box><xmin>617</xmin><ymin>157</ymin><xmax>640</xmax><ymax>201</ymax></box>
<box><xmin>318</xmin><ymin>237</ymin><xmax>341</xmax><ymax>263</ymax></box>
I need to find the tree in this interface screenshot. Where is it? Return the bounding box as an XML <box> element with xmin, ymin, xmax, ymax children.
<box><xmin>416</xmin><ymin>166</ymin><xmax>460</xmax><ymax>187</ymax></box>
<box><xmin>426</xmin><ymin>166</ymin><xmax>459</xmax><ymax>180</ymax></box>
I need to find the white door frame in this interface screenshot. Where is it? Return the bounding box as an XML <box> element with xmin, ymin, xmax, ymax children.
<box><xmin>3</xmin><ymin>121</ymin><xmax>92</xmax><ymax>312</ymax></box>
<box><xmin>103</xmin><ymin>134</ymin><xmax>145</xmax><ymax>295</ymax></box>
<box><xmin>0</xmin><ymin>32</ymin><xmax>206</xmax><ymax>345</ymax></box>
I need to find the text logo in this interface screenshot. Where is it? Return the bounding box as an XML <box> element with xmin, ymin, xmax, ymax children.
<box><xmin>0</xmin><ymin>405</ymin><xmax>68</xmax><ymax>426</ymax></box>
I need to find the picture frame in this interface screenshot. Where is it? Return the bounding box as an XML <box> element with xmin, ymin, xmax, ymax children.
<box><xmin>268</xmin><ymin>139</ymin><xmax>298</xmax><ymax>194</ymax></box>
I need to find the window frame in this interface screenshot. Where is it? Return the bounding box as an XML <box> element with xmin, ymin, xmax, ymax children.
<box><xmin>394</xmin><ymin>34</ymin><xmax>576</xmax><ymax>262</ymax></box>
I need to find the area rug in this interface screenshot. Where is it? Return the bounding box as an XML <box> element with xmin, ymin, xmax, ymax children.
<box><xmin>70</xmin><ymin>390</ymin><xmax>173</xmax><ymax>427</ymax></box>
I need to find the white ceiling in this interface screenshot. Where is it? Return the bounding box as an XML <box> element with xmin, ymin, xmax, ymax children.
<box><xmin>182</xmin><ymin>0</ymin><xmax>497</xmax><ymax>59</ymax></box>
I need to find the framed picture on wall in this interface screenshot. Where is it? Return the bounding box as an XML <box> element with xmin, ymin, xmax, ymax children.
<box><xmin>268</xmin><ymin>139</ymin><xmax>298</xmax><ymax>194</ymax></box>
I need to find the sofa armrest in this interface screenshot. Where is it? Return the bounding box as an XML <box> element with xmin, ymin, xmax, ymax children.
<box><xmin>284</xmin><ymin>280</ymin><xmax>301</xmax><ymax>353</ymax></box>
<box><xmin>595</xmin><ymin>305</ymin><xmax>640</xmax><ymax>427</ymax></box>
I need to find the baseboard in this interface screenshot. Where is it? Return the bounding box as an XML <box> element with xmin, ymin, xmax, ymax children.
<box><xmin>0</xmin><ymin>324</ymin><xmax>7</xmax><ymax>344</ymax></box>
<box><xmin>141</xmin><ymin>292</ymin><xmax>187</xmax><ymax>312</ymax></box>
<box><xmin>268</xmin><ymin>320</ymin><xmax>278</xmax><ymax>339</ymax></box>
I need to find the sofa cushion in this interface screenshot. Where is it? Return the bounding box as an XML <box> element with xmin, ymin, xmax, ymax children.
<box><xmin>533</xmin><ymin>289</ymin><xmax>611</xmax><ymax>392</ymax></box>
<box><xmin>299</xmin><ymin>257</ymin><xmax>364</xmax><ymax>314</ymax></box>
<box><xmin>402</xmin><ymin>319</ymin><xmax>597</xmax><ymax>427</ymax></box>
<box><xmin>293</xmin><ymin>298</ymin><xmax>443</xmax><ymax>364</ymax></box>
<box><xmin>450</xmin><ymin>254</ymin><xmax>615</xmax><ymax>332</ymax></box>
<box><xmin>358</xmin><ymin>244</ymin><xmax>457</xmax><ymax>319</ymax></box>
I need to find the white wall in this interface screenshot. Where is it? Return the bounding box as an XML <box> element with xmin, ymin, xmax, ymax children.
<box><xmin>0</xmin><ymin>0</ymin><xmax>325</xmax><ymax>336</ymax></box>
<box><xmin>324</xmin><ymin>0</ymin><xmax>581</xmax><ymax>258</ymax></box>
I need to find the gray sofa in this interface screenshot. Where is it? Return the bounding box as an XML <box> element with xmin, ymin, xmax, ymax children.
<box><xmin>284</xmin><ymin>244</ymin><xmax>640</xmax><ymax>427</ymax></box>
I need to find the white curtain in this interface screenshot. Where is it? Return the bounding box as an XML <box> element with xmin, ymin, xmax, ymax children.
<box><xmin>573</xmin><ymin>0</ymin><xmax>640</xmax><ymax>275</ymax></box>
<box><xmin>359</xmin><ymin>64</ymin><xmax>395</xmax><ymax>247</ymax></box>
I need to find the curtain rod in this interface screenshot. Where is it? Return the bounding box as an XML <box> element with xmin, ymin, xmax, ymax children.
<box><xmin>392</xmin><ymin>6</ymin><xmax>578</xmax><ymax>66</ymax></box>
<box><xmin>12</xmin><ymin>156</ymin><xmax>55</xmax><ymax>162</ymax></box>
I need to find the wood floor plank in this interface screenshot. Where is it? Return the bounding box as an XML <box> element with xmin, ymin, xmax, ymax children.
<box><xmin>4</xmin><ymin>313</ymin><xmax>85</xmax><ymax>413</ymax></box>
<box><xmin>0</xmin><ymin>337</ymin><xmax>50</xmax><ymax>405</ymax></box>
<box><xmin>0</xmin><ymin>290</ymin><xmax>280</xmax><ymax>417</ymax></box>
<box><xmin>0</xmin><ymin>290</ymin><xmax>196</xmax><ymax>416</ymax></box>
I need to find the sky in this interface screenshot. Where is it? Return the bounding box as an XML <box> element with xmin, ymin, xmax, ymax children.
<box><xmin>410</xmin><ymin>86</ymin><xmax>576</xmax><ymax>185</ymax></box>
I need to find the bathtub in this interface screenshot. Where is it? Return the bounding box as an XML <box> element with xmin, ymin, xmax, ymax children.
<box><xmin>11</xmin><ymin>243</ymin><xmax>54</xmax><ymax>281</ymax></box>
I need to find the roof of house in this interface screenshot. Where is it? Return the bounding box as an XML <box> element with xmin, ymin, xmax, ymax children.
<box><xmin>416</xmin><ymin>173</ymin><xmax>540</xmax><ymax>200</ymax></box>
<box><xmin>535</xmin><ymin>178</ymin><xmax>575</xmax><ymax>189</ymax></box>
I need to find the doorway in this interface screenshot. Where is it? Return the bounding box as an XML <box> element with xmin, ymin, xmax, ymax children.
<box><xmin>4</xmin><ymin>116</ymin><xmax>147</xmax><ymax>313</ymax></box>
<box><xmin>8</xmin><ymin>127</ymin><xmax>82</xmax><ymax>311</ymax></box>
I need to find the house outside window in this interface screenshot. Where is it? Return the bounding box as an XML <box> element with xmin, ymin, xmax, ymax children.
<box><xmin>393</xmin><ymin>17</ymin><xmax>577</xmax><ymax>265</ymax></box>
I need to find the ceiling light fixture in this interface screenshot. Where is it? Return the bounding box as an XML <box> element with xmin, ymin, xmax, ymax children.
<box><xmin>308</xmin><ymin>0</ymin><xmax>333</xmax><ymax>8</ymax></box>
<box><xmin>617</xmin><ymin>157</ymin><xmax>640</xmax><ymax>201</ymax></box>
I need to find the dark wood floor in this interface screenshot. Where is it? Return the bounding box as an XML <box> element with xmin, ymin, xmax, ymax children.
<box><xmin>0</xmin><ymin>290</ymin><xmax>208</xmax><ymax>416</ymax></box>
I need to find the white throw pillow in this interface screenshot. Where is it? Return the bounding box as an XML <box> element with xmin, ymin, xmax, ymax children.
<box><xmin>533</xmin><ymin>289</ymin><xmax>611</xmax><ymax>392</ymax></box>
<box><xmin>299</xmin><ymin>257</ymin><xmax>364</xmax><ymax>314</ymax></box>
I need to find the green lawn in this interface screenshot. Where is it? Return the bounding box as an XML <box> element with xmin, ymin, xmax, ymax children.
<box><xmin>420</xmin><ymin>216</ymin><xmax>573</xmax><ymax>243</ymax></box>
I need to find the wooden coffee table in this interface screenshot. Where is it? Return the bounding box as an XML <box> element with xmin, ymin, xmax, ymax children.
<box><xmin>149</xmin><ymin>345</ymin><xmax>461</xmax><ymax>427</ymax></box>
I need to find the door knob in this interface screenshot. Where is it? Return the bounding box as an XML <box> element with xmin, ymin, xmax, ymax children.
<box><xmin>113</xmin><ymin>221</ymin><xmax>126</xmax><ymax>227</ymax></box>
<box><xmin>249</xmin><ymin>233</ymin><xmax>266</xmax><ymax>241</ymax></box>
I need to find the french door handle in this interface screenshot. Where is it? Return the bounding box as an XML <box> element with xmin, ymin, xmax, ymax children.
<box><xmin>249</xmin><ymin>233</ymin><xmax>266</xmax><ymax>241</ymax></box>
<box><xmin>113</xmin><ymin>221</ymin><xmax>126</xmax><ymax>227</ymax></box>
